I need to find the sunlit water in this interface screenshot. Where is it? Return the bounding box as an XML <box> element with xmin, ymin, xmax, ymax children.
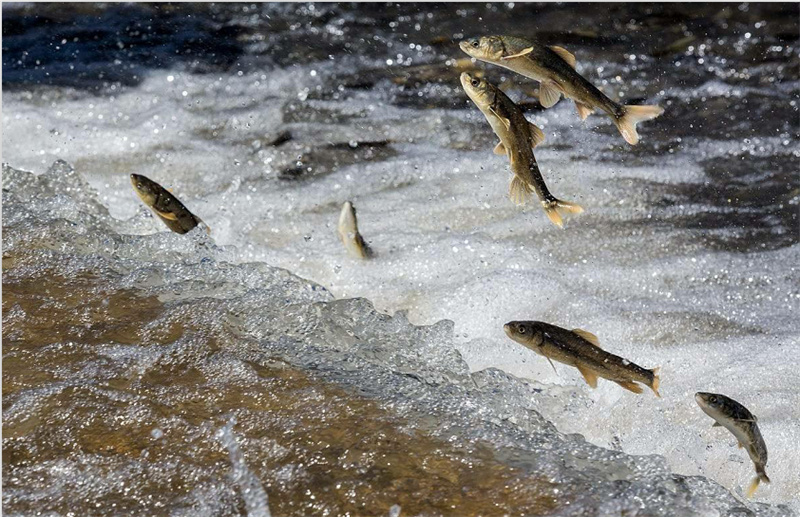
<box><xmin>3</xmin><ymin>3</ymin><xmax>799</xmax><ymax>516</ymax></box>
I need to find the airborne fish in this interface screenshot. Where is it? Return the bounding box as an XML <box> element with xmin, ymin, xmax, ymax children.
<box><xmin>337</xmin><ymin>201</ymin><xmax>373</xmax><ymax>259</ymax></box>
<box><xmin>504</xmin><ymin>320</ymin><xmax>660</xmax><ymax>396</ymax></box>
<box><xmin>460</xmin><ymin>35</ymin><xmax>664</xmax><ymax>145</ymax></box>
<box><xmin>695</xmin><ymin>392</ymin><xmax>770</xmax><ymax>497</ymax></box>
<box><xmin>130</xmin><ymin>174</ymin><xmax>207</xmax><ymax>235</ymax></box>
<box><xmin>460</xmin><ymin>72</ymin><xmax>583</xmax><ymax>227</ymax></box>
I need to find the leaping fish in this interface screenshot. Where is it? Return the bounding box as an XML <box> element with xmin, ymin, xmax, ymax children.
<box><xmin>337</xmin><ymin>201</ymin><xmax>372</xmax><ymax>259</ymax></box>
<box><xmin>130</xmin><ymin>174</ymin><xmax>208</xmax><ymax>235</ymax></box>
<box><xmin>504</xmin><ymin>320</ymin><xmax>660</xmax><ymax>396</ymax></box>
<box><xmin>695</xmin><ymin>392</ymin><xmax>770</xmax><ymax>498</ymax></box>
<box><xmin>460</xmin><ymin>72</ymin><xmax>582</xmax><ymax>228</ymax></box>
<box><xmin>460</xmin><ymin>35</ymin><xmax>664</xmax><ymax>145</ymax></box>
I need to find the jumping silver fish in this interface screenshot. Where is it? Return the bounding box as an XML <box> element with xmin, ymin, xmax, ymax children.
<box><xmin>130</xmin><ymin>174</ymin><xmax>208</xmax><ymax>235</ymax></box>
<box><xmin>337</xmin><ymin>201</ymin><xmax>372</xmax><ymax>259</ymax></box>
<box><xmin>695</xmin><ymin>392</ymin><xmax>770</xmax><ymax>497</ymax></box>
<box><xmin>461</xmin><ymin>72</ymin><xmax>582</xmax><ymax>227</ymax></box>
<box><xmin>504</xmin><ymin>320</ymin><xmax>660</xmax><ymax>396</ymax></box>
<box><xmin>460</xmin><ymin>35</ymin><xmax>664</xmax><ymax>145</ymax></box>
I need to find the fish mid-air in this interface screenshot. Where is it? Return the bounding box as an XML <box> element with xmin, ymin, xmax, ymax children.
<box><xmin>504</xmin><ymin>321</ymin><xmax>660</xmax><ymax>396</ymax></box>
<box><xmin>460</xmin><ymin>72</ymin><xmax>583</xmax><ymax>228</ymax></box>
<box><xmin>130</xmin><ymin>174</ymin><xmax>208</xmax><ymax>234</ymax></box>
<box><xmin>337</xmin><ymin>201</ymin><xmax>373</xmax><ymax>259</ymax></box>
<box><xmin>695</xmin><ymin>392</ymin><xmax>770</xmax><ymax>497</ymax></box>
<box><xmin>460</xmin><ymin>35</ymin><xmax>664</xmax><ymax>145</ymax></box>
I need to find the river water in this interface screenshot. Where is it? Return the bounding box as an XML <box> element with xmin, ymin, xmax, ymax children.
<box><xmin>3</xmin><ymin>3</ymin><xmax>799</xmax><ymax>516</ymax></box>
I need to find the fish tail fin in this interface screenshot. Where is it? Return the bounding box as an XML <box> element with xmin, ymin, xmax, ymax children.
<box><xmin>543</xmin><ymin>198</ymin><xmax>584</xmax><ymax>229</ymax></box>
<box><xmin>509</xmin><ymin>176</ymin><xmax>534</xmax><ymax>205</ymax></box>
<box><xmin>614</xmin><ymin>104</ymin><xmax>664</xmax><ymax>145</ymax></box>
<box><xmin>746</xmin><ymin>469</ymin><xmax>770</xmax><ymax>498</ymax></box>
<box><xmin>650</xmin><ymin>367</ymin><xmax>661</xmax><ymax>397</ymax></box>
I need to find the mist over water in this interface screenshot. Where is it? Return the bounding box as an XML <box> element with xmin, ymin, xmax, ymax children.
<box><xmin>3</xmin><ymin>3</ymin><xmax>799</xmax><ymax>516</ymax></box>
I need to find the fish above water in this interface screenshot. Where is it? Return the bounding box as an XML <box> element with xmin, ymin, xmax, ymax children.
<box><xmin>130</xmin><ymin>174</ymin><xmax>207</xmax><ymax>235</ymax></box>
<box><xmin>504</xmin><ymin>321</ymin><xmax>660</xmax><ymax>396</ymax></box>
<box><xmin>337</xmin><ymin>201</ymin><xmax>372</xmax><ymax>259</ymax></box>
<box><xmin>695</xmin><ymin>392</ymin><xmax>770</xmax><ymax>497</ymax></box>
<box><xmin>460</xmin><ymin>72</ymin><xmax>582</xmax><ymax>228</ymax></box>
<box><xmin>460</xmin><ymin>35</ymin><xmax>664</xmax><ymax>145</ymax></box>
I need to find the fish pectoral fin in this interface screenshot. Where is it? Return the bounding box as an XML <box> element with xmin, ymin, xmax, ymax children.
<box><xmin>489</xmin><ymin>106</ymin><xmax>511</xmax><ymax>131</ymax></box>
<box><xmin>576</xmin><ymin>365</ymin><xmax>599</xmax><ymax>389</ymax></box>
<box><xmin>154</xmin><ymin>209</ymin><xmax>179</xmax><ymax>221</ymax></box>
<box><xmin>493</xmin><ymin>142</ymin><xmax>507</xmax><ymax>155</ymax></box>
<box><xmin>575</xmin><ymin>102</ymin><xmax>595</xmax><ymax>121</ymax></box>
<box><xmin>712</xmin><ymin>422</ymin><xmax>722</xmax><ymax>427</ymax></box>
<box><xmin>545</xmin><ymin>356</ymin><xmax>558</xmax><ymax>375</ymax></box>
<box><xmin>501</xmin><ymin>47</ymin><xmax>534</xmax><ymax>60</ymax></box>
<box><xmin>548</xmin><ymin>45</ymin><xmax>576</xmax><ymax>68</ymax></box>
<box><xmin>737</xmin><ymin>441</ymin><xmax>745</xmax><ymax>449</ymax></box>
<box><xmin>614</xmin><ymin>380</ymin><xmax>644</xmax><ymax>394</ymax></box>
<box><xmin>529</xmin><ymin>123</ymin><xmax>545</xmax><ymax>148</ymax></box>
<box><xmin>736</xmin><ymin>417</ymin><xmax>758</xmax><ymax>423</ymax></box>
<box><xmin>538</xmin><ymin>82</ymin><xmax>562</xmax><ymax>108</ymax></box>
<box><xmin>571</xmin><ymin>328</ymin><xmax>600</xmax><ymax>346</ymax></box>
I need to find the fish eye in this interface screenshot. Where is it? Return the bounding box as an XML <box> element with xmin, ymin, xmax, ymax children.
<box><xmin>709</xmin><ymin>395</ymin><xmax>717</xmax><ymax>403</ymax></box>
<box><xmin>517</xmin><ymin>325</ymin><xmax>526</xmax><ymax>334</ymax></box>
<box><xmin>471</xmin><ymin>39</ymin><xmax>480</xmax><ymax>48</ymax></box>
<box><xmin>471</xmin><ymin>79</ymin><xmax>480</xmax><ymax>87</ymax></box>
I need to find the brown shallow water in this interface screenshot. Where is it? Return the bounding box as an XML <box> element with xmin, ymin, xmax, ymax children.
<box><xmin>2</xmin><ymin>253</ymin><xmax>558</xmax><ymax>516</ymax></box>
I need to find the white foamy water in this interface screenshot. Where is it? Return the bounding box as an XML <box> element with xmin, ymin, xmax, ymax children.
<box><xmin>3</xmin><ymin>29</ymin><xmax>799</xmax><ymax>516</ymax></box>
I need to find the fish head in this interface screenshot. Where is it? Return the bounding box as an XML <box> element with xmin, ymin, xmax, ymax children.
<box><xmin>504</xmin><ymin>321</ymin><xmax>544</xmax><ymax>347</ymax></box>
<box><xmin>695</xmin><ymin>392</ymin><xmax>733</xmax><ymax>420</ymax></box>
<box><xmin>459</xmin><ymin>36</ymin><xmax>505</xmax><ymax>62</ymax></box>
<box><xmin>460</xmin><ymin>72</ymin><xmax>495</xmax><ymax>106</ymax></box>
<box><xmin>338</xmin><ymin>201</ymin><xmax>358</xmax><ymax>232</ymax></box>
<box><xmin>130</xmin><ymin>174</ymin><xmax>159</xmax><ymax>205</ymax></box>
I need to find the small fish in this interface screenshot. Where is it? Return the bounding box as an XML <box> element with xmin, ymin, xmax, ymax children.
<box><xmin>337</xmin><ymin>201</ymin><xmax>372</xmax><ymax>259</ymax></box>
<box><xmin>130</xmin><ymin>174</ymin><xmax>207</xmax><ymax>235</ymax></box>
<box><xmin>460</xmin><ymin>72</ymin><xmax>583</xmax><ymax>227</ymax></box>
<box><xmin>504</xmin><ymin>321</ymin><xmax>660</xmax><ymax>396</ymax></box>
<box><xmin>460</xmin><ymin>35</ymin><xmax>664</xmax><ymax>145</ymax></box>
<box><xmin>695</xmin><ymin>392</ymin><xmax>770</xmax><ymax>497</ymax></box>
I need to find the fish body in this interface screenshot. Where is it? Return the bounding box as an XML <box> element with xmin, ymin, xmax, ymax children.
<box><xmin>130</xmin><ymin>174</ymin><xmax>206</xmax><ymax>234</ymax></box>
<box><xmin>460</xmin><ymin>35</ymin><xmax>664</xmax><ymax>145</ymax></box>
<box><xmin>460</xmin><ymin>72</ymin><xmax>582</xmax><ymax>227</ymax></box>
<box><xmin>503</xmin><ymin>320</ymin><xmax>660</xmax><ymax>396</ymax></box>
<box><xmin>337</xmin><ymin>201</ymin><xmax>372</xmax><ymax>259</ymax></box>
<box><xmin>695</xmin><ymin>392</ymin><xmax>770</xmax><ymax>497</ymax></box>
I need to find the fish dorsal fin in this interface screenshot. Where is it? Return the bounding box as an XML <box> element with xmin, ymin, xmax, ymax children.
<box><xmin>154</xmin><ymin>208</ymin><xmax>179</xmax><ymax>221</ymax></box>
<box><xmin>572</xmin><ymin>328</ymin><xmax>600</xmax><ymax>346</ymax></box>
<box><xmin>494</xmin><ymin>142</ymin><xmax>507</xmax><ymax>155</ymax></box>
<box><xmin>575</xmin><ymin>102</ymin><xmax>595</xmax><ymax>121</ymax></box>
<box><xmin>529</xmin><ymin>123</ymin><xmax>545</xmax><ymax>148</ymax></box>
<box><xmin>576</xmin><ymin>365</ymin><xmax>598</xmax><ymax>388</ymax></box>
<box><xmin>489</xmin><ymin>107</ymin><xmax>511</xmax><ymax>131</ymax></box>
<box><xmin>502</xmin><ymin>47</ymin><xmax>534</xmax><ymax>60</ymax></box>
<box><xmin>538</xmin><ymin>82</ymin><xmax>561</xmax><ymax>108</ymax></box>
<box><xmin>549</xmin><ymin>45</ymin><xmax>576</xmax><ymax>68</ymax></box>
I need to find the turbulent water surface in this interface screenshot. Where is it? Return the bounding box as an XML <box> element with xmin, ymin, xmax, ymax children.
<box><xmin>3</xmin><ymin>3</ymin><xmax>799</xmax><ymax>516</ymax></box>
